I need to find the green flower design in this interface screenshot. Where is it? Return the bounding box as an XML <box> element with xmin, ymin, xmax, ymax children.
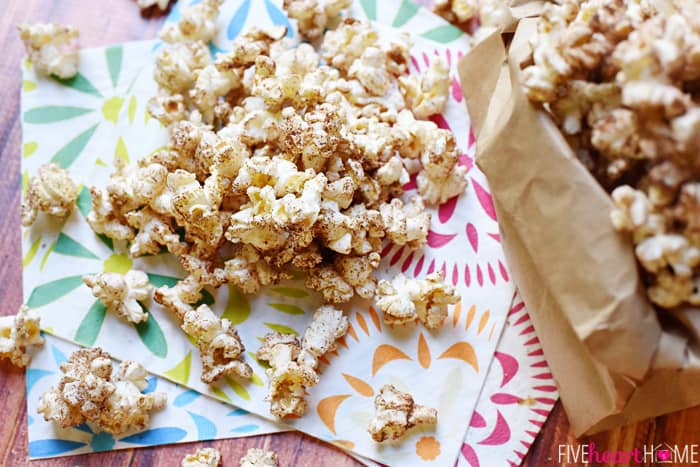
<box><xmin>22</xmin><ymin>45</ymin><xmax>143</xmax><ymax>168</ymax></box>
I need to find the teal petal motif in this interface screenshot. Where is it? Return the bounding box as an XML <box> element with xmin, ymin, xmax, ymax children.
<box><xmin>360</xmin><ymin>0</ymin><xmax>377</xmax><ymax>20</ymax></box>
<box><xmin>51</xmin><ymin>124</ymin><xmax>99</xmax><ymax>168</ymax></box>
<box><xmin>106</xmin><ymin>46</ymin><xmax>123</xmax><ymax>88</ymax></box>
<box><xmin>54</xmin><ymin>233</ymin><xmax>99</xmax><ymax>260</ymax></box>
<box><xmin>76</xmin><ymin>186</ymin><xmax>92</xmax><ymax>217</ymax></box>
<box><xmin>90</xmin><ymin>432</ymin><xmax>115</xmax><ymax>452</ymax></box>
<box><xmin>135</xmin><ymin>305</ymin><xmax>168</xmax><ymax>358</ymax></box>
<box><xmin>74</xmin><ymin>300</ymin><xmax>106</xmax><ymax>347</ymax></box>
<box><xmin>24</xmin><ymin>106</ymin><xmax>93</xmax><ymax>124</ymax></box>
<box><xmin>27</xmin><ymin>275</ymin><xmax>85</xmax><ymax>308</ymax></box>
<box><xmin>52</xmin><ymin>73</ymin><xmax>103</xmax><ymax>98</ymax></box>
<box><xmin>420</xmin><ymin>24</ymin><xmax>464</xmax><ymax>43</ymax></box>
<box><xmin>392</xmin><ymin>0</ymin><xmax>420</xmax><ymax>28</ymax></box>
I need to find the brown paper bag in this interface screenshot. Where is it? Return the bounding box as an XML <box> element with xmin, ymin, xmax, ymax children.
<box><xmin>458</xmin><ymin>22</ymin><xmax>700</xmax><ymax>436</ymax></box>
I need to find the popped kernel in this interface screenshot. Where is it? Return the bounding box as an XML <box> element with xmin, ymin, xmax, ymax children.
<box><xmin>18</xmin><ymin>22</ymin><xmax>79</xmax><ymax>79</ymax></box>
<box><xmin>83</xmin><ymin>270</ymin><xmax>153</xmax><ymax>324</ymax></box>
<box><xmin>182</xmin><ymin>447</ymin><xmax>221</xmax><ymax>467</ymax></box>
<box><xmin>368</xmin><ymin>384</ymin><xmax>437</xmax><ymax>442</ymax></box>
<box><xmin>21</xmin><ymin>163</ymin><xmax>79</xmax><ymax>227</ymax></box>
<box><xmin>0</xmin><ymin>305</ymin><xmax>44</xmax><ymax>368</ymax></box>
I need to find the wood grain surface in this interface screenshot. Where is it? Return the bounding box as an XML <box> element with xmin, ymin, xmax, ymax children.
<box><xmin>1</xmin><ymin>1</ymin><xmax>699</xmax><ymax>466</ymax></box>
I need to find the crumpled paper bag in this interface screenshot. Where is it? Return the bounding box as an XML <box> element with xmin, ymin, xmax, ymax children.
<box><xmin>458</xmin><ymin>21</ymin><xmax>700</xmax><ymax>436</ymax></box>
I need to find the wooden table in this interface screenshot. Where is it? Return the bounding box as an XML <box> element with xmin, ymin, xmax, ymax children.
<box><xmin>1</xmin><ymin>1</ymin><xmax>699</xmax><ymax>466</ymax></box>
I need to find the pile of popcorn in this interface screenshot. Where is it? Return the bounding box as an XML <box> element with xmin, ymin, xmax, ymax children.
<box><xmin>522</xmin><ymin>0</ymin><xmax>700</xmax><ymax>310</ymax></box>
<box><xmin>71</xmin><ymin>0</ymin><xmax>463</xmax><ymax>419</ymax></box>
<box><xmin>14</xmin><ymin>0</ymin><xmax>462</xmax><ymax>443</ymax></box>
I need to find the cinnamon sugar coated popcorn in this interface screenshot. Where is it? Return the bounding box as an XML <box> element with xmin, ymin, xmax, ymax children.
<box><xmin>83</xmin><ymin>270</ymin><xmax>152</xmax><ymax>324</ymax></box>
<box><xmin>257</xmin><ymin>306</ymin><xmax>347</xmax><ymax>417</ymax></box>
<box><xmin>182</xmin><ymin>447</ymin><xmax>222</xmax><ymax>467</ymax></box>
<box><xmin>37</xmin><ymin>348</ymin><xmax>166</xmax><ymax>435</ymax></box>
<box><xmin>368</xmin><ymin>384</ymin><xmax>437</xmax><ymax>442</ymax></box>
<box><xmin>524</xmin><ymin>0</ymin><xmax>700</xmax><ymax>309</ymax></box>
<box><xmin>154</xmin><ymin>278</ymin><xmax>252</xmax><ymax>384</ymax></box>
<box><xmin>433</xmin><ymin>0</ymin><xmax>513</xmax><ymax>31</ymax></box>
<box><xmin>0</xmin><ymin>305</ymin><xmax>44</xmax><ymax>368</ymax></box>
<box><xmin>137</xmin><ymin>0</ymin><xmax>171</xmax><ymax>11</ymax></box>
<box><xmin>83</xmin><ymin>0</ymin><xmax>467</xmax><ymax>387</ymax></box>
<box><xmin>376</xmin><ymin>271</ymin><xmax>460</xmax><ymax>329</ymax></box>
<box><xmin>18</xmin><ymin>22</ymin><xmax>79</xmax><ymax>79</ymax></box>
<box><xmin>21</xmin><ymin>163</ymin><xmax>79</xmax><ymax>227</ymax></box>
<box><xmin>240</xmin><ymin>448</ymin><xmax>278</xmax><ymax>467</ymax></box>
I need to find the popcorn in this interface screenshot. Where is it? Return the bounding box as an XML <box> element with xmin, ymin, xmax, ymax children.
<box><xmin>399</xmin><ymin>57</ymin><xmax>451</xmax><ymax>119</ymax></box>
<box><xmin>368</xmin><ymin>384</ymin><xmax>437</xmax><ymax>442</ymax></box>
<box><xmin>81</xmin><ymin>3</ymin><xmax>474</xmax><ymax>408</ymax></box>
<box><xmin>136</xmin><ymin>0</ymin><xmax>171</xmax><ymax>10</ymax></box>
<box><xmin>184</xmin><ymin>303</ymin><xmax>253</xmax><ymax>383</ymax></box>
<box><xmin>348</xmin><ymin>46</ymin><xmax>392</xmax><ymax>96</ymax></box>
<box><xmin>154</xmin><ymin>277</ymin><xmax>252</xmax><ymax>383</ymax></box>
<box><xmin>21</xmin><ymin>163</ymin><xmax>79</xmax><ymax>227</ymax></box>
<box><xmin>322</xmin><ymin>19</ymin><xmax>379</xmax><ymax>73</ymax></box>
<box><xmin>524</xmin><ymin>1</ymin><xmax>700</xmax><ymax>310</ymax></box>
<box><xmin>433</xmin><ymin>0</ymin><xmax>512</xmax><ymax>31</ymax></box>
<box><xmin>160</xmin><ymin>0</ymin><xmax>223</xmax><ymax>43</ymax></box>
<box><xmin>283</xmin><ymin>0</ymin><xmax>351</xmax><ymax>41</ymax></box>
<box><xmin>37</xmin><ymin>348</ymin><xmax>166</xmax><ymax>435</ymax></box>
<box><xmin>257</xmin><ymin>306</ymin><xmax>347</xmax><ymax>417</ymax></box>
<box><xmin>148</xmin><ymin>94</ymin><xmax>187</xmax><ymax>127</ymax></box>
<box><xmin>126</xmin><ymin>208</ymin><xmax>187</xmax><ymax>257</ymax></box>
<box><xmin>86</xmin><ymin>187</ymin><xmax>134</xmax><ymax>241</ymax></box>
<box><xmin>380</xmin><ymin>197</ymin><xmax>431</xmax><ymax>248</ymax></box>
<box><xmin>376</xmin><ymin>271</ymin><xmax>460</xmax><ymax>329</ymax></box>
<box><xmin>182</xmin><ymin>447</ymin><xmax>221</xmax><ymax>467</ymax></box>
<box><xmin>83</xmin><ymin>270</ymin><xmax>153</xmax><ymax>324</ymax></box>
<box><xmin>240</xmin><ymin>448</ymin><xmax>278</xmax><ymax>467</ymax></box>
<box><xmin>18</xmin><ymin>22</ymin><xmax>79</xmax><ymax>79</ymax></box>
<box><xmin>154</xmin><ymin>41</ymin><xmax>211</xmax><ymax>95</ymax></box>
<box><xmin>0</xmin><ymin>305</ymin><xmax>44</xmax><ymax>368</ymax></box>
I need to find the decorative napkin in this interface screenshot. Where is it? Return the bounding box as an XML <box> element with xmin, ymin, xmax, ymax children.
<box><xmin>20</xmin><ymin>1</ymin><xmax>518</xmax><ymax>465</ymax></box>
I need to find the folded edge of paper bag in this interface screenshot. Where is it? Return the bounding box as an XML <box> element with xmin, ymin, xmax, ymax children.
<box><xmin>457</xmin><ymin>26</ymin><xmax>664</xmax><ymax>435</ymax></box>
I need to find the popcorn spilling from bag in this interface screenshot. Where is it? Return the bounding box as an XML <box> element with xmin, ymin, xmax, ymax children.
<box><xmin>521</xmin><ymin>0</ymin><xmax>700</xmax><ymax>310</ymax></box>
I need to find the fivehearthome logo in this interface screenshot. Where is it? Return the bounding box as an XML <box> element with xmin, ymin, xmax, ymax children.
<box><xmin>558</xmin><ymin>442</ymin><xmax>699</xmax><ymax>464</ymax></box>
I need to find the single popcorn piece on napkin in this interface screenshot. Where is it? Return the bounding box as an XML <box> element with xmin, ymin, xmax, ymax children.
<box><xmin>37</xmin><ymin>348</ymin><xmax>167</xmax><ymax>435</ymax></box>
<box><xmin>160</xmin><ymin>0</ymin><xmax>223</xmax><ymax>43</ymax></box>
<box><xmin>399</xmin><ymin>56</ymin><xmax>451</xmax><ymax>119</ymax></box>
<box><xmin>0</xmin><ymin>305</ymin><xmax>44</xmax><ymax>368</ymax></box>
<box><xmin>182</xmin><ymin>447</ymin><xmax>222</xmax><ymax>467</ymax></box>
<box><xmin>283</xmin><ymin>0</ymin><xmax>351</xmax><ymax>41</ymax></box>
<box><xmin>376</xmin><ymin>271</ymin><xmax>460</xmax><ymax>329</ymax></box>
<box><xmin>257</xmin><ymin>306</ymin><xmax>348</xmax><ymax>418</ymax></box>
<box><xmin>21</xmin><ymin>163</ymin><xmax>79</xmax><ymax>227</ymax></box>
<box><xmin>240</xmin><ymin>448</ymin><xmax>278</xmax><ymax>467</ymax></box>
<box><xmin>368</xmin><ymin>384</ymin><xmax>437</xmax><ymax>442</ymax></box>
<box><xmin>154</xmin><ymin>277</ymin><xmax>253</xmax><ymax>383</ymax></box>
<box><xmin>83</xmin><ymin>270</ymin><xmax>153</xmax><ymax>324</ymax></box>
<box><xmin>18</xmin><ymin>22</ymin><xmax>79</xmax><ymax>79</ymax></box>
<box><xmin>137</xmin><ymin>0</ymin><xmax>171</xmax><ymax>11</ymax></box>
